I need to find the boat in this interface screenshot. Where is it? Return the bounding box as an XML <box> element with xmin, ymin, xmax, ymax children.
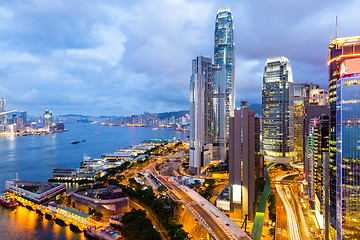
<box><xmin>26</xmin><ymin>205</ymin><xmax>34</xmax><ymax>211</ymax></box>
<box><xmin>54</xmin><ymin>218</ymin><xmax>67</xmax><ymax>226</ymax></box>
<box><xmin>0</xmin><ymin>192</ymin><xmax>18</xmax><ymax>208</ymax></box>
<box><xmin>152</xmin><ymin>127</ymin><xmax>158</xmax><ymax>130</ymax></box>
<box><xmin>71</xmin><ymin>141</ymin><xmax>80</xmax><ymax>144</ymax></box>
<box><xmin>81</xmin><ymin>140</ymin><xmax>86</xmax><ymax>142</ymax></box>
<box><xmin>36</xmin><ymin>209</ymin><xmax>44</xmax><ymax>215</ymax></box>
<box><xmin>45</xmin><ymin>212</ymin><xmax>53</xmax><ymax>220</ymax></box>
<box><xmin>69</xmin><ymin>223</ymin><xmax>82</xmax><ymax>233</ymax></box>
<box><xmin>94</xmin><ymin>132</ymin><xmax>100</xmax><ymax>134</ymax></box>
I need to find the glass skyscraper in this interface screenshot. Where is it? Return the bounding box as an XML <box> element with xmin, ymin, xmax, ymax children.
<box><xmin>214</xmin><ymin>7</ymin><xmax>234</xmax><ymax>142</ymax></box>
<box><xmin>328</xmin><ymin>36</ymin><xmax>360</xmax><ymax>239</ymax></box>
<box><xmin>189</xmin><ymin>56</ymin><xmax>212</xmax><ymax>175</ymax></box>
<box><xmin>261</xmin><ymin>57</ymin><xmax>294</xmax><ymax>164</ymax></box>
<box><xmin>335</xmin><ymin>73</ymin><xmax>360</xmax><ymax>239</ymax></box>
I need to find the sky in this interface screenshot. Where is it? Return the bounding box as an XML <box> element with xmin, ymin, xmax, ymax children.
<box><xmin>0</xmin><ymin>0</ymin><xmax>359</xmax><ymax>116</ymax></box>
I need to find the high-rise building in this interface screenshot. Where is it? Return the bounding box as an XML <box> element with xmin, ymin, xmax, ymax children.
<box><xmin>261</xmin><ymin>57</ymin><xmax>294</xmax><ymax>164</ymax></box>
<box><xmin>213</xmin><ymin>7</ymin><xmax>234</xmax><ymax>160</ymax></box>
<box><xmin>189</xmin><ymin>56</ymin><xmax>212</xmax><ymax>175</ymax></box>
<box><xmin>328</xmin><ymin>36</ymin><xmax>360</xmax><ymax>239</ymax></box>
<box><xmin>43</xmin><ymin>109</ymin><xmax>52</xmax><ymax>127</ymax></box>
<box><xmin>305</xmin><ymin>115</ymin><xmax>329</xmax><ymax>202</ymax></box>
<box><xmin>21</xmin><ymin>111</ymin><xmax>27</xmax><ymax>125</ymax></box>
<box><xmin>0</xmin><ymin>99</ymin><xmax>6</xmax><ymax>125</ymax></box>
<box><xmin>293</xmin><ymin>83</ymin><xmax>319</xmax><ymax>162</ymax></box>
<box><xmin>229</xmin><ymin>102</ymin><xmax>260</xmax><ymax>221</ymax></box>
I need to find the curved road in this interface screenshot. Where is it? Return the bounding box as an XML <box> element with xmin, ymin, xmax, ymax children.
<box><xmin>149</xmin><ymin>163</ymin><xmax>250</xmax><ymax>240</ymax></box>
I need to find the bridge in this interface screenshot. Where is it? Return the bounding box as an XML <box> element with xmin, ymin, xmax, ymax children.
<box><xmin>149</xmin><ymin>163</ymin><xmax>251</xmax><ymax>240</ymax></box>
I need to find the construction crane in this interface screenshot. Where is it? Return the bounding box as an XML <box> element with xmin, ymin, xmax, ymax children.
<box><xmin>0</xmin><ymin>110</ymin><xmax>18</xmax><ymax>115</ymax></box>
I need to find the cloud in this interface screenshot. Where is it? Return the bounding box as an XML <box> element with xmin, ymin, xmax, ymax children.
<box><xmin>0</xmin><ymin>0</ymin><xmax>359</xmax><ymax>115</ymax></box>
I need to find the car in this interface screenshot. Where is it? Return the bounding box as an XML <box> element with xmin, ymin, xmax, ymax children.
<box><xmin>225</xmin><ymin>223</ymin><xmax>230</xmax><ymax>226</ymax></box>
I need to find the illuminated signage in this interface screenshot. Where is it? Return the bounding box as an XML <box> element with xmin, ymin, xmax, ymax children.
<box><xmin>232</xmin><ymin>184</ymin><xmax>241</xmax><ymax>203</ymax></box>
<box><xmin>340</xmin><ymin>58</ymin><xmax>360</xmax><ymax>78</ymax></box>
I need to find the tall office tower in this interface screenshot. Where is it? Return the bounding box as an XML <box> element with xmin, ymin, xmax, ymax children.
<box><xmin>189</xmin><ymin>56</ymin><xmax>212</xmax><ymax>175</ymax></box>
<box><xmin>261</xmin><ymin>57</ymin><xmax>294</xmax><ymax>164</ymax></box>
<box><xmin>21</xmin><ymin>111</ymin><xmax>27</xmax><ymax>125</ymax></box>
<box><xmin>294</xmin><ymin>83</ymin><xmax>319</xmax><ymax>162</ymax></box>
<box><xmin>328</xmin><ymin>36</ymin><xmax>360</xmax><ymax>239</ymax></box>
<box><xmin>43</xmin><ymin>109</ymin><xmax>52</xmax><ymax>127</ymax></box>
<box><xmin>229</xmin><ymin>101</ymin><xmax>259</xmax><ymax>221</ymax></box>
<box><xmin>214</xmin><ymin>7</ymin><xmax>234</xmax><ymax>147</ymax></box>
<box><xmin>305</xmin><ymin>115</ymin><xmax>329</xmax><ymax>201</ymax></box>
<box><xmin>0</xmin><ymin>99</ymin><xmax>6</xmax><ymax>124</ymax></box>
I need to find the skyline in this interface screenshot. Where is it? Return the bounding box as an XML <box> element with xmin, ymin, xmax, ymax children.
<box><xmin>1</xmin><ymin>0</ymin><xmax>360</xmax><ymax>115</ymax></box>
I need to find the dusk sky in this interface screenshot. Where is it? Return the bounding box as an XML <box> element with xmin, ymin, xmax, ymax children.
<box><xmin>1</xmin><ymin>0</ymin><xmax>359</xmax><ymax>116</ymax></box>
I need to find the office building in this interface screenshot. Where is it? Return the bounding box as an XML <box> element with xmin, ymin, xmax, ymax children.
<box><xmin>21</xmin><ymin>111</ymin><xmax>27</xmax><ymax>124</ymax></box>
<box><xmin>189</xmin><ymin>56</ymin><xmax>210</xmax><ymax>174</ymax></box>
<box><xmin>261</xmin><ymin>57</ymin><xmax>294</xmax><ymax>164</ymax></box>
<box><xmin>0</xmin><ymin>99</ymin><xmax>6</xmax><ymax>124</ymax></box>
<box><xmin>213</xmin><ymin>8</ymin><xmax>234</xmax><ymax>160</ymax></box>
<box><xmin>229</xmin><ymin>102</ymin><xmax>260</xmax><ymax>221</ymax></box>
<box><xmin>328</xmin><ymin>36</ymin><xmax>360</xmax><ymax>239</ymax></box>
<box><xmin>43</xmin><ymin>109</ymin><xmax>52</xmax><ymax>126</ymax></box>
<box><xmin>293</xmin><ymin>83</ymin><xmax>319</xmax><ymax>162</ymax></box>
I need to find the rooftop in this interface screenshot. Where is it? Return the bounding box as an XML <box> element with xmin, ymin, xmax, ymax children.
<box><xmin>58</xmin><ymin>206</ymin><xmax>91</xmax><ymax>219</ymax></box>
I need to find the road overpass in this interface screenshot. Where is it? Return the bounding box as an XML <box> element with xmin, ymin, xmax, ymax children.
<box><xmin>149</xmin><ymin>163</ymin><xmax>251</xmax><ymax>240</ymax></box>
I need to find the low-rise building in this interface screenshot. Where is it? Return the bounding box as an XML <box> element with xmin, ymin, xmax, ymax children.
<box><xmin>71</xmin><ymin>186</ymin><xmax>129</xmax><ymax>216</ymax></box>
<box><xmin>6</xmin><ymin>179</ymin><xmax>66</xmax><ymax>204</ymax></box>
<box><xmin>49</xmin><ymin>166</ymin><xmax>106</xmax><ymax>182</ymax></box>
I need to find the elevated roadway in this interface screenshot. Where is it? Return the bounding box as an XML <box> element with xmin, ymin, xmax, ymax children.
<box><xmin>149</xmin><ymin>163</ymin><xmax>251</xmax><ymax>240</ymax></box>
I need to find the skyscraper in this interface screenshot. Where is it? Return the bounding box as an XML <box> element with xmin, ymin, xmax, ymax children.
<box><xmin>0</xmin><ymin>99</ymin><xmax>6</xmax><ymax>125</ymax></box>
<box><xmin>293</xmin><ymin>83</ymin><xmax>319</xmax><ymax>162</ymax></box>
<box><xmin>213</xmin><ymin>7</ymin><xmax>234</xmax><ymax>160</ymax></box>
<box><xmin>229</xmin><ymin>101</ymin><xmax>260</xmax><ymax>221</ymax></box>
<box><xmin>328</xmin><ymin>36</ymin><xmax>360</xmax><ymax>239</ymax></box>
<box><xmin>261</xmin><ymin>57</ymin><xmax>294</xmax><ymax>164</ymax></box>
<box><xmin>43</xmin><ymin>109</ymin><xmax>52</xmax><ymax>127</ymax></box>
<box><xmin>189</xmin><ymin>56</ymin><xmax>212</xmax><ymax>175</ymax></box>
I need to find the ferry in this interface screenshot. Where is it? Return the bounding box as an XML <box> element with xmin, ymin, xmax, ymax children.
<box><xmin>0</xmin><ymin>191</ymin><xmax>18</xmax><ymax>208</ymax></box>
<box><xmin>152</xmin><ymin>127</ymin><xmax>158</xmax><ymax>130</ymax></box>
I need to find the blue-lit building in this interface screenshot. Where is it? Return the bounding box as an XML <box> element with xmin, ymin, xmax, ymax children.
<box><xmin>328</xmin><ymin>36</ymin><xmax>360</xmax><ymax>240</ymax></box>
<box><xmin>213</xmin><ymin>8</ymin><xmax>234</xmax><ymax>160</ymax></box>
<box><xmin>261</xmin><ymin>57</ymin><xmax>294</xmax><ymax>164</ymax></box>
<box><xmin>335</xmin><ymin>73</ymin><xmax>360</xmax><ymax>239</ymax></box>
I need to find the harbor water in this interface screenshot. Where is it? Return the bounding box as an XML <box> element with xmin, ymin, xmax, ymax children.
<box><xmin>0</xmin><ymin>123</ymin><xmax>187</xmax><ymax>240</ymax></box>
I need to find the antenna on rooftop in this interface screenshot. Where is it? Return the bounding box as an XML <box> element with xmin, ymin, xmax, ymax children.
<box><xmin>330</xmin><ymin>26</ymin><xmax>332</xmax><ymax>41</ymax></box>
<box><xmin>16</xmin><ymin>172</ymin><xmax>18</xmax><ymax>181</ymax></box>
<box><xmin>336</xmin><ymin>16</ymin><xmax>338</xmax><ymax>38</ymax></box>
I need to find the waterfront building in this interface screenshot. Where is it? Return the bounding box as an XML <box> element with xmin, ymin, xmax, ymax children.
<box><xmin>6</xmin><ymin>179</ymin><xmax>66</xmax><ymax>204</ymax></box>
<box><xmin>229</xmin><ymin>101</ymin><xmax>260</xmax><ymax>221</ymax></box>
<box><xmin>21</xmin><ymin>110</ymin><xmax>27</xmax><ymax>124</ymax></box>
<box><xmin>261</xmin><ymin>57</ymin><xmax>294</xmax><ymax>164</ymax></box>
<box><xmin>71</xmin><ymin>186</ymin><xmax>129</xmax><ymax>216</ymax></box>
<box><xmin>293</xmin><ymin>83</ymin><xmax>319</xmax><ymax>162</ymax></box>
<box><xmin>327</xmin><ymin>36</ymin><xmax>360</xmax><ymax>239</ymax></box>
<box><xmin>213</xmin><ymin>7</ymin><xmax>234</xmax><ymax>160</ymax></box>
<box><xmin>43</xmin><ymin>109</ymin><xmax>52</xmax><ymax>127</ymax></box>
<box><xmin>0</xmin><ymin>98</ymin><xmax>6</xmax><ymax>125</ymax></box>
<box><xmin>49</xmin><ymin>166</ymin><xmax>106</xmax><ymax>182</ymax></box>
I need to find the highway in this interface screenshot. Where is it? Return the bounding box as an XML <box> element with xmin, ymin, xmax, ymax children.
<box><xmin>149</xmin><ymin>163</ymin><xmax>251</xmax><ymax>240</ymax></box>
<box><xmin>274</xmin><ymin>174</ymin><xmax>301</xmax><ymax>240</ymax></box>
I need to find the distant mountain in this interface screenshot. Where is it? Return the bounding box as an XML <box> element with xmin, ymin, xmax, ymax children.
<box><xmin>158</xmin><ymin>110</ymin><xmax>189</xmax><ymax>120</ymax></box>
<box><xmin>248</xmin><ymin>103</ymin><xmax>262</xmax><ymax>116</ymax></box>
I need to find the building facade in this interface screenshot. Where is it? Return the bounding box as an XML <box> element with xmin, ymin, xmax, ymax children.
<box><xmin>229</xmin><ymin>103</ymin><xmax>260</xmax><ymax>221</ymax></box>
<box><xmin>261</xmin><ymin>57</ymin><xmax>294</xmax><ymax>164</ymax></box>
<box><xmin>189</xmin><ymin>56</ymin><xmax>211</xmax><ymax>175</ymax></box>
<box><xmin>335</xmin><ymin>73</ymin><xmax>360</xmax><ymax>239</ymax></box>
<box><xmin>0</xmin><ymin>99</ymin><xmax>6</xmax><ymax>125</ymax></box>
<box><xmin>43</xmin><ymin>109</ymin><xmax>52</xmax><ymax>127</ymax></box>
<box><xmin>328</xmin><ymin>36</ymin><xmax>360</xmax><ymax>239</ymax></box>
<box><xmin>213</xmin><ymin>8</ymin><xmax>234</xmax><ymax>160</ymax></box>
